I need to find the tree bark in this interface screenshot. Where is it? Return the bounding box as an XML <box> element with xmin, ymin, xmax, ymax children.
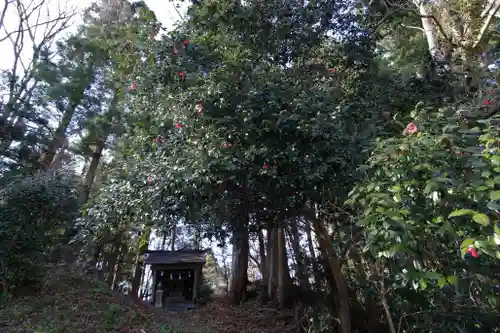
<box><xmin>305</xmin><ymin>219</ymin><xmax>322</xmax><ymax>290</ymax></box>
<box><xmin>267</xmin><ymin>227</ymin><xmax>278</xmax><ymax>302</ymax></box>
<box><xmin>258</xmin><ymin>228</ymin><xmax>268</xmax><ymax>281</ymax></box>
<box><xmin>48</xmin><ymin>138</ymin><xmax>69</xmax><ymax>170</ymax></box>
<box><xmin>289</xmin><ymin>218</ymin><xmax>308</xmax><ymax>289</ymax></box>
<box><xmin>417</xmin><ymin>1</ymin><xmax>440</xmax><ymax>60</ymax></box>
<box><xmin>170</xmin><ymin>223</ymin><xmax>176</xmax><ymax>251</ymax></box>
<box><xmin>161</xmin><ymin>233</ymin><xmax>167</xmax><ymax>250</ymax></box>
<box><xmin>81</xmin><ymin>138</ymin><xmax>106</xmax><ymax>203</ymax></box>
<box><xmin>106</xmin><ymin>233</ymin><xmax>122</xmax><ymax>288</ymax></box>
<box><xmin>41</xmin><ymin>100</ymin><xmax>80</xmax><ymax>168</ymax></box>
<box><xmin>131</xmin><ymin>227</ymin><xmax>150</xmax><ymax>298</ymax></box>
<box><xmin>277</xmin><ymin>226</ymin><xmax>287</xmax><ymax>309</ymax></box>
<box><xmin>304</xmin><ymin>207</ymin><xmax>351</xmax><ymax>333</ymax></box>
<box><xmin>230</xmin><ymin>213</ymin><xmax>249</xmax><ymax>305</ymax></box>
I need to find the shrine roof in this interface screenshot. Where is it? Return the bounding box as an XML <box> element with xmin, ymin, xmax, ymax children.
<box><xmin>144</xmin><ymin>249</ymin><xmax>207</xmax><ymax>265</ymax></box>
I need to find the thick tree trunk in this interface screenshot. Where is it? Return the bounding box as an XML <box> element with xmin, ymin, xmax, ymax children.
<box><xmin>230</xmin><ymin>214</ymin><xmax>249</xmax><ymax>305</ymax></box>
<box><xmin>304</xmin><ymin>208</ymin><xmax>351</xmax><ymax>333</ymax></box>
<box><xmin>267</xmin><ymin>227</ymin><xmax>278</xmax><ymax>302</ymax></box>
<box><xmin>81</xmin><ymin>138</ymin><xmax>107</xmax><ymax>203</ymax></box>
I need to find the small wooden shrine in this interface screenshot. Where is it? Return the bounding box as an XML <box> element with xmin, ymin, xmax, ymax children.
<box><xmin>144</xmin><ymin>249</ymin><xmax>206</xmax><ymax>308</ymax></box>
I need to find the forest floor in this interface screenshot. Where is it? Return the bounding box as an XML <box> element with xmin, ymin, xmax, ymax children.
<box><xmin>0</xmin><ymin>269</ymin><xmax>291</xmax><ymax>333</ymax></box>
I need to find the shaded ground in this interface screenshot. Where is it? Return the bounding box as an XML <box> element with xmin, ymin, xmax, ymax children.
<box><xmin>0</xmin><ymin>270</ymin><xmax>291</xmax><ymax>333</ymax></box>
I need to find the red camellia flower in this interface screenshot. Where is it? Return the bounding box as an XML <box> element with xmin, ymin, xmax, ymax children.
<box><xmin>483</xmin><ymin>99</ymin><xmax>490</xmax><ymax>105</ymax></box>
<box><xmin>404</xmin><ymin>121</ymin><xmax>418</xmax><ymax>135</ymax></box>
<box><xmin>128</xmin><ymin>82</ymin><xmax>137</xmax><ymax>91</ymax></box>
<box><xmin>147</xmin><ymin>175</ymin><xmax>154</xmax><ymax>185</ymax></box>
<box><xmin>183</xmin><ymin>39</ymin><xmax>189</xmax><ymax>46</ymax></box>
<box><xmin>195</xmin><ymin>103</ymin><xmax>204</xmax><ymax>114</ymax></box>
<box><xmin>179</xmin><ymin>71</ymin><xmax>186</xmax><ymax>78</ymax></box>
<box><xmin>175</xmin><ymin>123</ymin><xmax>183</xmax><ymax>129</ymax></box>
<box><xmin>328</xmin><ymin>68</ymin><xmax>335</xmax><ymax>73</ymax></box>
<box><xmin>467</xmin><ymin>246</ymin><xmax>479</xmax><ymax>258</ymax></box>
<box><xmin>263</xmin><ymin>163</ymin><xmax>269</xmax><ymax>169</ymax></box>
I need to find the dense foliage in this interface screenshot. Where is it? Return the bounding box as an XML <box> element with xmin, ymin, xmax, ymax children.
<box><xmin>0</xmin><ymin>0</ymin><xmax>499</xmax><ymax>332</ymax></box>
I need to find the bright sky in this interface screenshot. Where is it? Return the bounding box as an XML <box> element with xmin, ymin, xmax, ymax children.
<box><xmin>0</xmin><ymin>0</ymin><xmax>189</xmax><ymax>72</ymax></box>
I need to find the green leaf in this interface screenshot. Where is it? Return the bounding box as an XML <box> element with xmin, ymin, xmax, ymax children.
<box><xmin>472</xmin><ymin>213</ymin><xmax>490</xmax><ymax>226</ymax></box>
<box><xmin>489</xmin><ymin>190</ymin><xmax>500</xmax><ymax>201</ymax></box>
<box><xmin>419</xmin><ymin>278</ymin><xmax>427</xmax><ymax>290</ymax></box>
<box><xmin>460</xmin><ymin>238</ymin><xmax>475</xmax><ymax>253</ymax></box>
<box><xmin>448</xmin><ymin>209</ymin><xmax>477</xmax><ymax>218</ymax></box>
<box><xmin>487</xmin><ymin>201</ymin><xmax>500</xmax><ymax>211</ymax></box>
<box><xmin>446</xmin><ymin>275</ymin><xmax>458</xmax><ymax>285</ymax></box>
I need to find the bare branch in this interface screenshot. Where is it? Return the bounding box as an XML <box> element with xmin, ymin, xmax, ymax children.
<box><xmin>473</xmin><ymin>0</ymin><xmax>500</xmax><ymax>49</ymax></box>
<box><xmin>0</xmin><ymin>0</ymin><xmax>75</xmax><ymax>152</ymax></box>
<box><xmin>401</xmin><ymin>23</ymin><xmax>424</xmax><ymax>32</ymax></box>
<box><xmin>0</xmin><ymin>0</ymin><xmax>15</xmax><ymax>31</ymax></box>
<box><xmin>375</xmin><ymin>0</ymin><xmax>453</xmax><ymax>44</ymax></box>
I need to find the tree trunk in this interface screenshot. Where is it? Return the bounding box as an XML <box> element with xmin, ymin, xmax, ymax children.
<box><xmin>131</xmin><ymin>227</ymin><xmax>150</xmax><ymax>298</ymax></box>
<box><xmin>106</xmin><ymin>233</ymin><xmax>122</xmax><ymax>288</ymax></box>
<box><xmin>80</xmin><ymin>155</ymin><xmax>91</xmax><ymax>177</ymax></box>
<box><xmin>193</xmin><ymin>224</ymin><xmax>201</xmax><ymax>250</ymax></box>
<box><xmin>41</xmin><ymin>100</ymin><xmax>81</xmax><ymax>168</ymax></box>
<box><xmin>110</xmin><ymin>248</ymin><xmax>122</xmax><ymax>291</ymax></box>
<box><xmin>170</xmin><ymin>224</ymin><xmax>176</xmax><ymax>251</ymax></box>
<box><xmin>230</xmin><ymin>214</ymin><xmax>249</xmax><ymax>305</ymax></box>
<box><xmin>417</xmin><ymin>1</ymin><xmax>439</xmax><ymax>60</ymax></box>
<box><xmin>304</xmin><ymin>208</ymin><xmax>351</xmax><ymax>333</ymax></box>
<box><xmin>161</xmin><ymin>233</ymin><xmax>167</xmax><ymax>250</ymax></box>
<box><xmin>290</xmin><ymin>218</ymin><xmax>308</xmax><ymax>289</ymax></box>
<box><xmin>258</xmin><ymin>229</ymin><xmax>268</xmax><ymax>281</ymax></box>
<box><xmin>305</xmin><ymin>219</ymin><xmax>322</xmax><ymax>290</ymax></box>
<box><xmin>267</xmin><ymin>227</ymin><xmax>278</xmax><ymax>302</ymax></box>
<box><xmin>81</xmin><ymin>138</ymin><xmax>107</xmax><ymax>203</ymax></box>
<box><xmin>130</xmin><ymin>251</ymin><xmax>142</xmax><ymax>298</ymax></box>
<box><xmin>48</xmin><ymin>138</ymin><xmax>69</xmax><ymax>170</ymax></box>
<box><xmin>277</xmin><ymin>227</ymin><xmax>287</xmax><ymax>309</ymax></box>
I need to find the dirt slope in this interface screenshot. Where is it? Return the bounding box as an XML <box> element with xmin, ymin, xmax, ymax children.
<box><xmin>0</xmin><ymin>271</ymin><xmax>290</xmax><ymax>333</ymax></box>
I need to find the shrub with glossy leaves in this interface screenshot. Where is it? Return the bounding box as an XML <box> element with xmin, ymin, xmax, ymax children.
<box><xmin>347</xmin><ymin>101</ymin><xmax>500</xmax><ymax>332</ymax></box>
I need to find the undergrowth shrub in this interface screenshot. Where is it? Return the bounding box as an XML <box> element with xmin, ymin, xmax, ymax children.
<box><xmin>0</xmin><ymin>171</ymin><xmax>81</xmax><ymax>293</ymax></box>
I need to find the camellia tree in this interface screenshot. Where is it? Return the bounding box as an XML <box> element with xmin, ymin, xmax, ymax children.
<box><xmin>84</xmin><ymin>1</ymin><xmax>387</xmax><ymax>331</ymax></box>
